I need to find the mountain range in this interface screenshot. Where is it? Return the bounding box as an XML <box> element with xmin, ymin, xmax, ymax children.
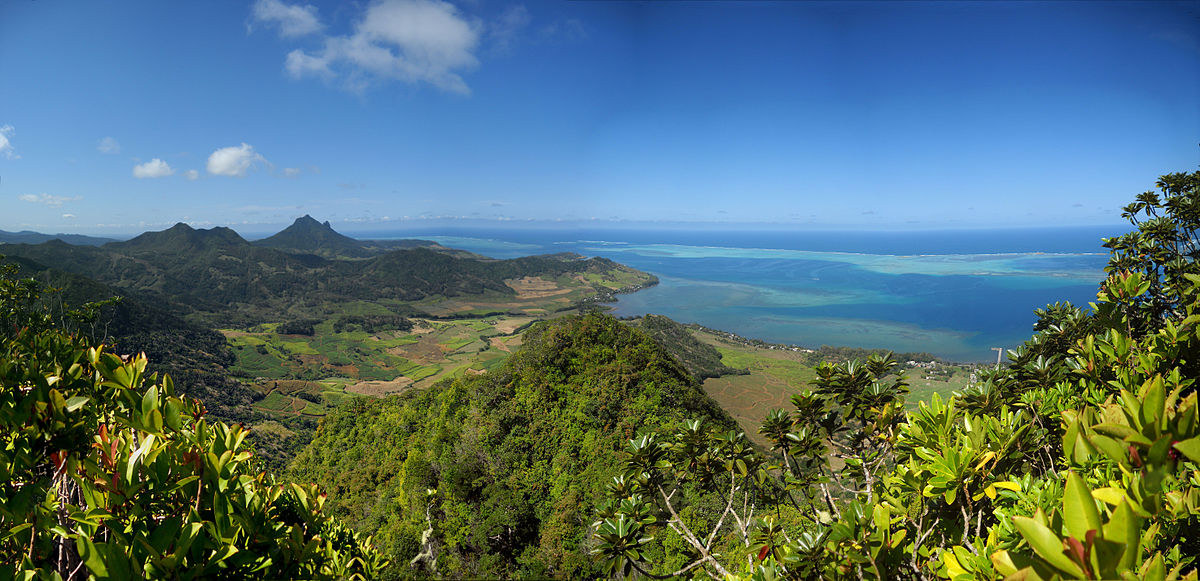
<box><xmin>0</xmin><ymin>217</ymin><xmax>636</xmax><ymax>327</ymax></box>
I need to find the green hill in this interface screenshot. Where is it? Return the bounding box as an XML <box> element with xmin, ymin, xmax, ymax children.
<box><xmin>630</xmin><ymin>313</ymin><xmax>748</xmax><ymax>380</ymax></box>
<box><xmin>4</xmin><ymin>254</ymin><xmax>264</xmax><ymax>422</ymax></box>
<box><xmin>0</xmin><ymin>224</ymin><xmax>649</xmax><ymax>327</ymax></box>
<box><xmin>0</xmin><ymin>228</ymin><xmax>115</xmax><ymax>246</ymax></box>
<box><xmin>253</xmin><ymin>215</ymin><xmax>477</xmax><ymax>259</ymax></box>
<box><xmin>254</xmin><ymin>214</ymin><xmax>374</xmax><ymax>258</ymax></box>
<box><xmin>288</xmin><ymin>312</ymin><xmax>734</xmax><ymax>579</ymax></box>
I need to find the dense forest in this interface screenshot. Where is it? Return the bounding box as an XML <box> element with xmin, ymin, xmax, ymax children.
<box><xmin>0</xmin><ymin>221</ymin><xmax>638</xmax><ymax>327</ymax></box>
<box><xmin>289</xmin><ymin>313</ymin><xmax>733</xmax><ymax>578</ymax></box>
<box><xmin>3</xmin><ymin>170</ymin><xmax>1200</xmax><ymax>579</ymax></box>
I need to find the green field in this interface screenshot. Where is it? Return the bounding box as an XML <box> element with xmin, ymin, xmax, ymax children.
<box><xmin>220</xmin><ymin>273</ymin><xmax>629</xmax><ymax>423</ymax></box>
<box><xmin>692</xmin><ymin>328</ymin><xmax>978</xmax><ymax>446</ymax></box>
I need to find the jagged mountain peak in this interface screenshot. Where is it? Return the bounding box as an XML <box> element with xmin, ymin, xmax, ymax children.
<box><xmin>254</xmin><ymin>216</ymin><xmax>369</xmax><ymax>258</ymax></box>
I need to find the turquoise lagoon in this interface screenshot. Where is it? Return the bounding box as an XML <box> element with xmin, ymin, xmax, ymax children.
<box><xmin>361</xmin><ymin>226</ymin><xmax>1116</xmax><ymax>362</ymax></box>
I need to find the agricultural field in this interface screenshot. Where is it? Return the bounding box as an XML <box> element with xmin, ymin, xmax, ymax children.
<box><xmin>224</xmin><ymin>316</ymin><xmax>528</xmax><ymax>411</ymax></box>
<box><xmin>691</xmin><ymin>328</ymin><xmax>980</xmax><ymax>446</ymax></box>
<box><xmin>219</xmin><ymin>273</ymin><xmax>619</xmax><ymax>420</ymax></box>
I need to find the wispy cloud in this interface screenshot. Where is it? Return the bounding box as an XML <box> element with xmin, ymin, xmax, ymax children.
<box><xmin>97</xmin><ymin>136</ymin><xmax>121</xmax><ymax>154</ymax></box>
<box><xmin>183</xmin><ymin>169</ymin><xmax>200</xmax><ymax>181</ymax></box>
<box><xmin>281</xmin><ymin>167</ymin><xmax>301</xmax><ymax>178</ymax></box>
<box><xmin>132</xmin><ymin>158</ymin><xmax>176</xmax><ymax>178</ymax></box>
<box><xmin>19</xmin><ymin>193</ymin><xmax>82</xmax><ymax>208</ymax></box>
<box><xmin>540</xmin><ymin>18</ymin><xmax>586</xmax><ymax>43</ymax></box>
<box><xmin>207</xmin><ymin>143</ymin><xmax>268</xmax><ymax>177</ymax></box>
<box><xmin>262</xmin><ymin>0</ymin><xmax>482</xmax><ymax>94</ymax></box>
<box><xmin>252</xmin><ymin>0</ymin><xmax>323</xmax><ymax>38</ymax></box>
<box><xmin>0</xmin><ymin>125</ymin><xmax>19</xmax><ymax>159</ymax></box>
<box><xmin>489</xmin><ymin>4</ymin><xmax>530</xmax><ymax>53</ymax></box>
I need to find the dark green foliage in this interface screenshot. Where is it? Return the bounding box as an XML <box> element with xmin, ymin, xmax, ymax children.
<box><xmin>1104</xmin><ymin>170</ymin><xmax>1200</xmax><ymax>335</ymax></box>
<box><xmin>331</xmin><ymin>314</ymin><xmax>413</xmax><ymax>334</ymax></box>
<box><xmin>278</xmin><ymin>319</ymin><xmax>320</xmax><ymax>335</ymax></box>
<box><xmin>0</xmin><ymin>267</ymin><xmax>387</xmax><ymax>580</ymax></box>
<box><xmin>633</xmin><ymin>314</ymin><xmax>748</xmax><ymax>380</ymax></box>
<box><xmin>0</xmin><ymin>225</ymin><xmax>628</xmax><ymax>328</ymax></box>
<box><xmin>5</xmin><ymin>255</ymin><xmax>264</xmax><ymax>422</ymax></box>
<box><xmin>289</xmin><ymin>312</ymin><xmax>735</xmax><ymax>578</ymax></box>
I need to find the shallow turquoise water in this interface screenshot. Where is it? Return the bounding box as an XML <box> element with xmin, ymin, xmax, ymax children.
<box><xmin>365</xmin><ymin>226</ymin><xmax>1113</xmax><ymax>362</ymax></box>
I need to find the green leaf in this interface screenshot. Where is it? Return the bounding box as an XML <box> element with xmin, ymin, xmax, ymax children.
<box><xmin>76</xmin><ymin>534</ymin><xmax>110</xmax><ymax>577</ymax></box>
<box><xmin>1063</xmin><ymin>472</ymin><xmax>1101</xmax><ymax>541</ymax></box>
<box><xmin>148</xmin><ymin>409</ymin><xmax>164</xmax><ymax>434</ymax></box>
<box><xmin>1011</xmin><ymin>516</ymin><xmax>1085</xmax><ymax>578</ymax></box>
<box><xmin>1089</xmin><ymin>434</ymin><xmax>1131</xmax><ymax>467</ymax></box>
<box><xmin>1173</xmin><ymin>437</ymin><xmax>1200</xmax><ymax>463</ymax></box>
<box><xmin>1091</xmin><ymin>487</ymin><xmax>1126</xmax><ymax>506</ymax></box>
<box><xmin>164</xmin><ymin>401</ymin><xmax>182</xmax><ymax>431</ymax></box>
<box><xmin>1102</xmin><ymin>499</ymin><xmax>1142</xmax><ymax>572</ymax></box>
<box><xmin>142</xmin><ymin>385</ymin><xmax>159</xmax><ymax>419</ymax></box>
<box><xmin>65</xmin><ymin>396</ymin><xmax>90</xmax><ymax>413</ymax></box>
<box><xmin>1140</xmin><ymin>378</ymin><xmax>1165</xmax><ymax>433</ymax></box>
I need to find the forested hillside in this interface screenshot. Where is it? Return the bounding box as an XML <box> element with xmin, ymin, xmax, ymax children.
<box><xmin>631</xmin><ymin>313</ymin><xmax>749</xmax><ymax>380</ymax></box>
<box><xmin>0</xmin><ymin>222</ymin><xmax>651</xmax><ymax>327</ymax></box>
<box><xmin>288</xmin><ymin>312</ymin><xmax>734</xmax><ymax>579</ymax></box>
<box><xmin>0</xmin><ymin>260</ymin><xmax>388</xmax><ymax>580</ymax></box>
<box><xmin>5</xmin><ymin>254</ymin><xmax>262</xmax><ymax>419</ymax></box>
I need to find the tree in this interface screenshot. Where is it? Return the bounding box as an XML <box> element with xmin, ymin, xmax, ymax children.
<box><xmin>1104</xmin><ymin>170</ymin><xmax>1200</xmax><ymax>336</ymax></box>
<box><xmin>593</xmin><ymin>171</ymin><xmax>1200</xmax><ymax>580</ymax></box>
<box><xmin>0</xmin><ymin>262</ymin><xmax>387</xmax><ymax>580</ymax></box>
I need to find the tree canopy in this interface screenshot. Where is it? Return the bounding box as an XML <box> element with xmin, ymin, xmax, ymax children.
<box><xmin>0</xmin><ymin>262</ymin><xmax>387</xmax><ymax>580</ymax></box>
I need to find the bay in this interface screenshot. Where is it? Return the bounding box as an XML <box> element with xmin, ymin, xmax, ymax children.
<box><xmin>357</xmin><ymin>225</ymin><xmax>1118</xmax><ymax>362</ymax></box>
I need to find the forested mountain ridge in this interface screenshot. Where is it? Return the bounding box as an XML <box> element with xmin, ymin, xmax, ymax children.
<box><xmin>0</xmin><ymin>221</ymin><xmax>653</xmax><ymax>327</ymax></box>
<box><xmin>0</xmin><ymin>228</ymin><xmax>115</xmax><ymax>246</ymax></box>
<box><xmin>289</xmin><ymin>312</ymin><xmax>736</xmax><ymax>579</ymax></box>
<box><xmin>5</xmin><ymin>253</ymin><xmax>264</xmax><ymax>423</ymax></box>
<box><xmin>631</xmin><ymin>313</ymin><xmax>749</xmax><ymax>380</ymax></box>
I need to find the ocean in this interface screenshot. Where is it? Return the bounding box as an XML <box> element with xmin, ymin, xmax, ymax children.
<box><xmin>356</xmin><ymin>225</ymin><xmax>1121</xmax><ymax>362</ymax></box>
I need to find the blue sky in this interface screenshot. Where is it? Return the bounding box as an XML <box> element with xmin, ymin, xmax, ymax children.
<box><xmin>1</xmin><ymin>0</ymin><xmax>1197</xmax><ymax>236</ymax></box>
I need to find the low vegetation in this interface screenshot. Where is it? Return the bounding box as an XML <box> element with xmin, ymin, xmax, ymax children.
<box><xmin>0</xmin><ymin>263</ymin><xmax>387</xmax><ymax>580</ymax></box>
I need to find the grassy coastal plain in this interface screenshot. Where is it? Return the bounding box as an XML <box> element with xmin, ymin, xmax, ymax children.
<box><xmin>690</xmin><ymin>326</ymin><xmax>978</xmax><ymax>445</ymax></box>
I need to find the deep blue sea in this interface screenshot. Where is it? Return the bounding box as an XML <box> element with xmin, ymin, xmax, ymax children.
<box><xmin>357</xmin><ymin>225</ymin><xmax>1122</xmax><ymax>362</ymax></box>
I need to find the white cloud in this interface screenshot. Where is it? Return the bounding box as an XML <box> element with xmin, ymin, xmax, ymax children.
<box><xmin>183</xmin><ymin>169</ymin><xmax>200</xmax><ymax>181</ymax></box>
<box><xmin>279</xmin><ymin>0</ymin><xmax>481</xmax><ymax>94</ymax></box>
<box><xmin>62</xmin><ymin>213</ymin><xmax>76</xmax><ymax>219</ymax></box>
<box><xmin>207</xmin><ymin>143</ymin><xmax>268</xmax><ymax>177</ymax></box>
<box><xmin>253</xmin><ymin>0</ymin><xmax>323</xmax><ymax>38</ymax></box>
<box><xmin>132</xmin><ymin>158</ymin><xmax>176</xmax><ymax>178</ymax></box>
<box><xmin>19</xmin><ymin>193</ymin><xmax>82</xmax><ymax>208</ymax></box>
<box><xmin>0</xmin><ymin>125</ymin><xmax>18</xmax><ymax>159</ymax></box>
<box><xmin>97</xmin><ymin>136</ymin><xmax>121</xmax><ymax>154</ymax></box>
<box><xmin>282</xmin><ymin>167</ymin><xmax>301</xmax><ymax>177</ymax></box>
